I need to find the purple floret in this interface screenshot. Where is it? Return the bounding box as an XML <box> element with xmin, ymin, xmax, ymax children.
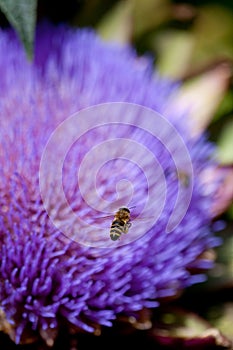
<box><xmin>0</xmin><ymin>24</ymin><xmax>221</xmax><ymax>343</ymax></box>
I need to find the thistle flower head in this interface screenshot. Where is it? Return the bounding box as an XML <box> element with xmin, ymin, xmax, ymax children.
<box><xmin>0</xmin><ymin>24</ymin><xmax>221</xmax><ymax>344</ymax></box>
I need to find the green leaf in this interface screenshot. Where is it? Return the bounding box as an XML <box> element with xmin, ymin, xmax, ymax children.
<box><xmin>0</xmin><ymin>0</ymin><xmax>37</xmax><ymax>59</ymax></box>
<box><xmin>191</xmin><ymin>5</ymin><xmax>233</xmax><ymax>68</ymax></box>
<box><xmin>150</xmin><ymin>307</ymin><xmax>232</xmax><ymax>349</ymax></box>
<box><xmin>132</xmin><ymin>0</ymin><xmax>170</xmax><ymax>38</ymax></box>
<box><xmin>217</xmin><ymin>119</ymin><xmax>233</xmax><ymax>164</ymax></box>
<box><xmin>154</xmin><ymin>30</ymin><xmax>195</xmax><ymax>78</ymax></box>
<box><xmin>208</xmin><ymin>303</ymin><xmax>233</xmax><ymax>343</ymax></box>
<box><xmin>97</xmin><ymin>0</ymin><xmax>133</xmax><ymax>44</ymax></box>
<box><xmin>213</xmin><ymin>90</ymin><xmax>233</xmax><ymax>122</ymax></box>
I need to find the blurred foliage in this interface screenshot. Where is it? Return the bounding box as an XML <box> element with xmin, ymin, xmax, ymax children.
<box><xmin>0</xmin><ymin>0</ymin><xmax>232</xmax><ymax>349</ymax></box>
<box><xmin>217</xmin><ymin>120</ymin><xmax>233</xmax><ymax>164</ymax></box>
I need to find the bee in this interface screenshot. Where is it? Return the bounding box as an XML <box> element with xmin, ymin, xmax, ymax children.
<box><xmin>176</xmin><ymin>170</ymin><xmax>191</xmax><ymax>188</ymax></box>
<box><xmin>110</xmin><ymin>207</ymin><xmax>132</xmax><ymax>241</ymax></box>
<box><xmin>165</xmin><ymin>168</ymin><xmax>191</xmax><ymax>188</ymax></box>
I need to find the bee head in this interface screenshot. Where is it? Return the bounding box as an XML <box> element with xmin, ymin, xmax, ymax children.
<box><xmin>119</xmin><ymin>207</ymin><xmax>130</xmax><ymax>213</ymax></box>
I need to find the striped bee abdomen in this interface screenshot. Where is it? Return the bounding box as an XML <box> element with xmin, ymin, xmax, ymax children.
<box><xmin>110</xmin><ymin>220</ymin><xmax>125</xmax><ymax>241</ymax></box>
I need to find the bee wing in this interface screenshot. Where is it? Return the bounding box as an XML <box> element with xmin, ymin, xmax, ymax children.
<box><xmin>177</xmin><ymin>171</ymin><xmax>190</xmax><ymax>187</ymax></box>
<box><xmin>93</xmin><ymin>214</ymin><xmax>113</xmax><ymax>222</ymax></box>
<box><xmin>131</xmin><ymin>216</ymin><xmax>154</xmax><ymax>222</ymax></box>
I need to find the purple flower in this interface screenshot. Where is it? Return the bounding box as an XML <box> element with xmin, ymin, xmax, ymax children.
<box><xmin>0</xmin><ymin>24</ymin><xmax>221</xmax><ymax>344</ymax></box>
